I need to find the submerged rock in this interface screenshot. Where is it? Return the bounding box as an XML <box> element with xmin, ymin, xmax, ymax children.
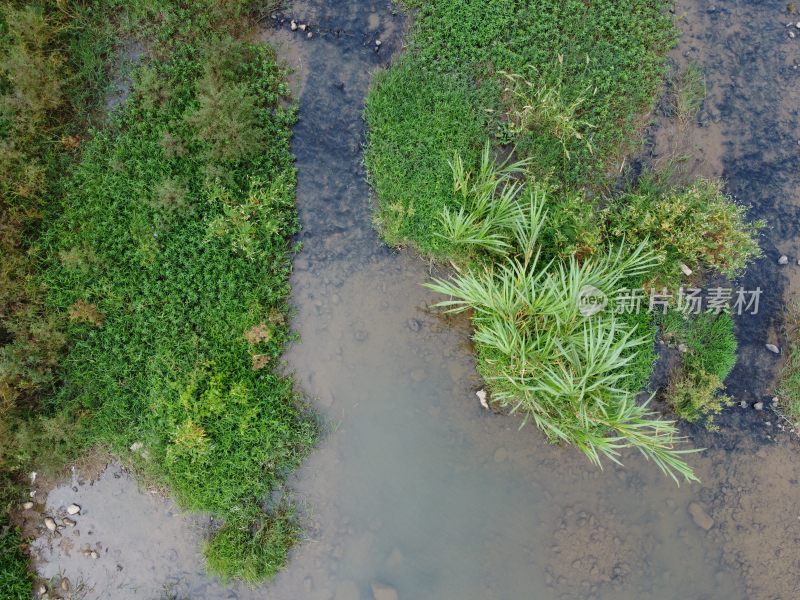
<box><xmin>688</xmin><ymin>502</ymin><xmax>714</xmax><ymax>530</ymax></box>
<box><xmin>371</xmin><ymin>583</ymin><xmax>398</xmax><ymax>600</ymax></box>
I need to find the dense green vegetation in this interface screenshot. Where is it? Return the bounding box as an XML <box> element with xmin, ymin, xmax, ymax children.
<box><xmin>366</xmin><ymin>0</ymin><xmax>762</xmax><ymax>479</ymax></box>
<box><xmin>365</xmin><ymin>0</ymin><xmax>675</xmax><ymax>254</ymax></box>
<box><xmin>660</xmin><ymin>310</ymin><xmax>736</xmax><ymax>427</ymax></box>
<box><xmin>1</xmin><ymin>0</ymin><xmax>313</xmax><ymax>586</ymax></box>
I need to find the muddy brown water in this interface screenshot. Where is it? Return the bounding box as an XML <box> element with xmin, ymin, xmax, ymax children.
<box><xmin>27</xmin><ymin>1</ymin><xmax>800</xmax><ymax>599</ymax></box>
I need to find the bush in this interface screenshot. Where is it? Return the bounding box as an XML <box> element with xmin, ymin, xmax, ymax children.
<box><xmin>428</xmin><ymin>153</ymin><xmax>697</xmax><ymax>482</ymax></box>
<box><xmin>660</xmin><ymin>310</ymin><xmax>738</xmax><ymax>381</ymax></box>
<box><xmin>605</xmin><ymin>178</ymin><xmax>764</xmax><ymax>284</ymax></box>
<box><xmin>667</xmin><ymin>370</ymin><xmax>730</xmax><ymax>429</ymax></box>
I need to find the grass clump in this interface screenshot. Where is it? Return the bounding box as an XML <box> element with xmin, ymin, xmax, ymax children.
<box><xmin>671</xmin><ymin>63</ymin><xmax>706</xmax><ymax>129</ymax></box>
<box><xmin>777</xmin><ymin>304</ymin><xmax>800</xmax><ymax>422</ymax></box>
<box><xmin>205</xmin><ymin>506</ymin><xmax>300</xmax><ymax>584</ymax></box>
<box><xmin>428</xmin><ymin>154</ymin><xmax>697</xmax><ymax>482</ymax></box>
<box><xmin>659</xmin><ymin>310</ymin><xmax>736</xmax><ymax>428</ymax></box>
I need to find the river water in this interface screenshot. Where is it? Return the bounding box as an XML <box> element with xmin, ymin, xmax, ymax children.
<box><xmin>29</xmin><ymin>1</ymin><xmax>799</xmax><ymax>599</ymax></box>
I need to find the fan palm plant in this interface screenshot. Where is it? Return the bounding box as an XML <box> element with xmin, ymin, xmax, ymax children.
<box><xmin>428</xmin><ymin>149</ymin><xmax>699</xmax><ymax>482</ymax></box>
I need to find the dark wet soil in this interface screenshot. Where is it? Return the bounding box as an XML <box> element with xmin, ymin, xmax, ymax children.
<box><xmin>26</xmin><ymin>1</ymin><xmax>800</xmax><ymax>599</ymax></box>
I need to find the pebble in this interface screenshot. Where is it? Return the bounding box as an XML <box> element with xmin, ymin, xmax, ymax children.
<box><xmin>90</xmin><ymin>550</ymin><xmax>99</xmax><ymax>559</ymax></box>
<box><xmin>772</xmin><ymin>396</ymin><xmax>780</xmax><ymax>406</ymax></box>
<box><xmin>678</xmin><ymin>343</ymin><xmax>688</xmax><ymax>353</ymax></box>
<box><xmin>66</xmin><ymin>503</ymin><xmax>81</xmax><ymax>515</ymax></box>
<box><xmin>22</xmin><ymin>501</ymin><xmax>34</xmax><ymax>510</ymax></box>
<box><xmin>60</xmin><ymin>578</ymin><xmax>70</xmax><ymax>592</ymax></box>
<box><xmin>766</xmin><ymin>343</ymin><xmax>780</xmax><ymax>354</ymax></box>
<box><xmin>375</xmin><ymin>40</ymin><xmax>382</xmax><ymax>47</ymax></box>
<box><xmin>739</xmin><ymin>400</ymin><xmax>748</xmax><ymax>408</ymax></box>
<box><xmin>290</xmin><ymin>20</ymin><xmax>297</xmax><ymax>30</ymax></box>
<box><xmin>688</xmin><ymin>502</ymin><xmax>714</xmax><ymax>530</ymax></box>
<box><xmin>476</xmin><ymin>389</ymin><xmax>489</xmax><ymax>409</ymax></box>
<box><xmin>62</xmin><ymin>517</ymin><xmax>76</xmax><ymax>527</ymax></box>
<box><xmin>44</xmin><ymin>517</ymin><xmax>57</xmax><ymax>532</ymax></box>
<box><xmin>754</xmin><ymin>402</ymin><xmax>764</xmax><ymax>411</ymax></box>
<box><xmin>778</xmin><ymin>255</ymin><xmax>789</xmax><ymax>264</ymax></box>
<box><xmin>680</xmin><ymin>263</ymin><xmax>693</xmax><ymax>276</ymax></box>
<box><xmin>299</xmin><ymin>23</ymin><xmax>307</xmax><ymax>31</ymax></box>
<box><xmin>371</xmin><ymin>583</ymin><xmax>398</xmax><ymax>600</ymax></box>
<box><xmin>307</xmin><ymin>32</ymin><xmax>313</xmax><ymax>38</ymax></box>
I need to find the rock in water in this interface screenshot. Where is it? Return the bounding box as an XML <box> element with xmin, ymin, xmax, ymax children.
<box><xmin>44</xmin><ymin>517</ymin><xmax>57</xmax><ymax>532</ymax></box>
<box><xmin>778</xmin><ymin>255</ymin><xmax>789</xmax><ymax>265</ymax></box>
<box><xmin>766</xmin><ymin>343</ymin><xmax>780</xmax><ymax>354</ymax></box>
<box><xmin>476</xmin><ymin>389</ymin><xmax>489</xmax><ymax>409</ymax></box>
<box><xmin>754</xmin><ymin>402</ymin><xmax>764</xmax><ymax>411</ymax></box>
<box><xmin>371</xmin><ymin>583</ymin><xmax>399</xmax><ymax>600</ymax></box>
<box><xmin>62</xmin><ymin>518</ymin><xmax>76</xmax><ymax>527</ymax></box>
<box><xmin>66</xmin><ymin>503</ymin><xmax>81</xmax><ymax>515</ymax></box>
<box><xmin>688</xmin><ymin>502</ymin><xmax>714</xmax><ymax>530</ymax></box>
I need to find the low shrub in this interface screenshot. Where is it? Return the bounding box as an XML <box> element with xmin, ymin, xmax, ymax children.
<box><xmin>605</xmin><ymin>178</ymin><xmax>764</xmax><ymax>285</ymax></box>
<box><xmin>667</xmin><ymin>370</ymin><xmax>730</xmax><ymax>429</ymax></box>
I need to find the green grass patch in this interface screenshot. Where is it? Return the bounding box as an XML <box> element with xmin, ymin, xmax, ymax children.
<box><xmin>1</xmin><ymin>0</ymin><xmax>316</xmax><ymax>584</ymax></box>
<box><xmin>365</xmin><ymin>0</ymin><xmax>675</xmax><ymax>254</ymax></box>
<box><xmin>660</xmin><ymin>311</ymin><xmax>738</xmax><ymax>381</ymax></box>
<box><xmin>0</xmin><ymin>518</ymin><xmax>31</xmax><ymax>600</ymax></box>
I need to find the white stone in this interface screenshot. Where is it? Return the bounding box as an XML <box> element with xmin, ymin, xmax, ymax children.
<box><xmin>766</xmin><ymin>343</ymin><xmax>780</xmax><ymax>354</ymax></box>
<box><xmin>66</xmin><ymin>504</ymin><xmax>81</xmax><ymax>515</ymax></box>
<box><xmin>44</xmin><ymin>517</ymin><xmax>57</xmax><ymax>531</ymax></box>
<box><xmin>476</xmin><ymin>389</ymin><xmax>489</xmax><ymax>409</ymax></box>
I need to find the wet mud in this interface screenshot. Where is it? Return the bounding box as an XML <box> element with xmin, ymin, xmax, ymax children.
<box><xmin>27</xmin><ymin>1</ymin><xmax>800</xmax><ymax>599</ymax></box>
